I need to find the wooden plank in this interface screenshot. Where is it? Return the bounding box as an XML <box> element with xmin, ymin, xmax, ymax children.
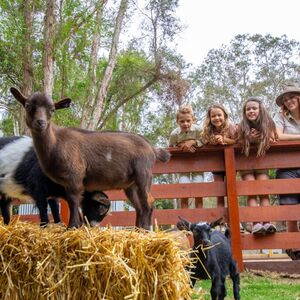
<box><xmin>239</xmin><ymin>205</ymin><xmax>300</xmax><ymax>222</ymax></box>
<box><xmin>105</xmin><ymin>181</ymin><xmax>226</xmax><ymax>200</ymax></box>
<box><xmin>224</xmin><ymin>147</ymin><xmax>243</xmax><ymax>271</ymax></box>
<box><xmin>244</xmin><ymin>261</ymin><xmax>300</xmax><ymax>275</ymax></box>
<box><xmin>241</xmin><ymin>232</ymin><xmax>300</xmax><ymax>250</ymax></box>
<box><xmin>100</xmin><ymin>208</ymin><xmax>228</xmax><ymax>227</ymax></box>
<box><xmin>100</xmin><ymin>205</ymin><xmax>300</xmax><ymax>226</ymax></box>
<box><xmin>235</xmin><ymin>149</ymin><xmax>300</xmax><ymax>171</ymax></box>
<box><xmin>60</xmin><ymin>199</ymin><xmax>69</xmax><ymax>225</ymax></box>
<box><xmin>153</xmin><ymin>151</ymin><xmax>225</xmax><ymax>174</ymax></box>
<box><xmin>237</xmin><ymin>178</ymin><xmax>300</xmax><ymax>196</ymax></box>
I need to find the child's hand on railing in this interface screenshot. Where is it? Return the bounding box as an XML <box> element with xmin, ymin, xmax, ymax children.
<box><xmin>178</xmin><ymin>140</ymin><xmax>197</xmax><ymax>152</ymax></box>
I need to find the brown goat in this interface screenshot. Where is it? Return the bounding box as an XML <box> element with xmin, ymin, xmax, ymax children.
<box><xmin>11</xmin><ymin>87</ymin><xmax>170</xmax><ymax>229</ymax></box>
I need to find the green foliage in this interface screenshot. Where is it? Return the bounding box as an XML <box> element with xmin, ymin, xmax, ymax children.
<box><xmin>0</xmin><ymin>115</ymin><xmax>14</xmax><ymax>136</ymax></box>
<box><xmin>1</xmin><ymin>0</ymin><xmax>299</xmax><ymax>146</ymax></box>
<box><xmin>190</xmin><ymin>34</ymin><xmax>300</xmax><ymax>124</ymax></box>
<box><xmin>154</xmin><ymin>199</ymin><xmax>174</xmax><ymax>209</ymax></box>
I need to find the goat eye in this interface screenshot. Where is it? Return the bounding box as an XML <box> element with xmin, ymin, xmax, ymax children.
<box><xmin>25</xmin><ymin>103</ymin><xmax>33</xmax><ymax>112</ymax></box>
<box><xmin>49</xmin><ymin>107</ymin><xmax>55</xmax><ymax>114</ymax></box>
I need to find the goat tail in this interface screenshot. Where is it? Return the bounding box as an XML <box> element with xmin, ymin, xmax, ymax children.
<box><xmin>154</xmin><ymin>148</ymin><xmax>171</xmax><ymax>162</ymax></box>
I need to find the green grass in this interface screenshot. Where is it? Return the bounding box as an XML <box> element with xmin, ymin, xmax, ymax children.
<box><xmin>192</xmin><ymin>271</ymin><xmax>300</xmax><ymax>300</ymax></box>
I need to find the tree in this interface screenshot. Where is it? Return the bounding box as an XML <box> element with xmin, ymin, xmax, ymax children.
<box><xmin>82</xmin><ymin>0</ymin><xmax>128</xmax><ymax>130</ymax></box>
<box><xmin>190</xmin><ymin>34</ymin><xmax>300</xmax><ymax>123</ymax></box>
<box><xmin>0</xmin><ymin>0</ymin><xmax>189</xmax><ymax>140</ymax></box>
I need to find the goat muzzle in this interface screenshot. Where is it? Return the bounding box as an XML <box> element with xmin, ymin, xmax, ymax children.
<box><xmin>34</xmin><ymin>119</ymin><xmax>47</xmax><ymax>130</ymax></box>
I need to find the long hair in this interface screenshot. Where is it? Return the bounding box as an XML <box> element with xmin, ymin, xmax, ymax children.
<box><xmin>238</xmin><ymin>97</ymin><xmax>278</xmax><ymax>157</ymax></box>
<box><xmin>201</xmin><ymin>104</ymin><xmax>230</xmax><ymax>144</ymax></box>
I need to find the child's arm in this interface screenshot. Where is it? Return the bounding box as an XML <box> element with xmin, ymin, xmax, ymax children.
<box><xmin>169</xmin><ymin>131</ymin><xmax>178</xmax><ymax>147</ymax></box>
<box><xmin>223</xmin><ymin>136</ymin><xmax>236</xmax><ymax>145</ymax></box>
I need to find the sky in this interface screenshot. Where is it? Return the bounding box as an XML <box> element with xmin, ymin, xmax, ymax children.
<box><xmin>176</xmin><ymin>0</ymin><xmax>300</xmax><ymax>66</ymax></box>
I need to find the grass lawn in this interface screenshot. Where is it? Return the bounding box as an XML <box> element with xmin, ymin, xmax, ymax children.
<box><xmin>192</xmin><ymin>271</ymin><xmax>300</xmax><ymax>300</ymax></box>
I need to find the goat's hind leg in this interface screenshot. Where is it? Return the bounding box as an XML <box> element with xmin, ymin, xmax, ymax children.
<box><xmin>124</xmin><ymin>185</ymin><xmax>143</xmax><ymax>228</ymax></box>
<box><xmin>135</xmin><ymin>172</ymin><xmax>154</xmax><ymax>229</ymax></box>
<box><xmin>125</xmin><ymin>182</ymin><xmax>153</xmax><ymax>229</ymax></box>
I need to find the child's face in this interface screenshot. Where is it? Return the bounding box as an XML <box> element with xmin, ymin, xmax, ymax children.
<box><xmin>210</xmin><ymin>108</ymin><xmax>225</xmax><ymax>129</ymax></box>
<box><xmin>245</xmin><ymin>101</ymin><xmax>260</xmax><ymax>121</ymax></box>
<box><xmin>283</xmin><ymin>94</ymin><xmax>300</xmax><ymax>112</ymax></box>
<box><xmin>177</xmin><ymin>113</ymin><xmax>194</xmax><ymax>132</ymax></box>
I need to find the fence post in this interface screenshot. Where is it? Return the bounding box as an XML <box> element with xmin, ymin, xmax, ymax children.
<box><xmin>224</xmin><ymin>147</ymin><xmax>244</xmax><ymax>271</ymax></box>
<box><xmin>60</xmin><ymin>199</ymin><xmax>69</xmax><ymax>226</ymax></box>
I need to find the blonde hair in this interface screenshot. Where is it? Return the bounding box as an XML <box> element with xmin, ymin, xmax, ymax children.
<box><xmin>176</xmin><ymin>105</ymin><xmax>195</xmax><ymax>121</ymax></box>
<box><xmin>201</xmin><ymin>104</ymin><xmax>230</xmax><ymax>144</ymax></box>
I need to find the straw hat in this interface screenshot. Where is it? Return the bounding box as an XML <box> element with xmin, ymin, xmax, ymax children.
<box><xmin>275</xmin><ymin>84</ymin><xmax>300</xmax><ymax>106</ymax></box>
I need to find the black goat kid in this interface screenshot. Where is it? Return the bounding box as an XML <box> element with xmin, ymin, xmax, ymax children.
<box><xmin>177</xmin><ymin>217</ymin><xmax>240</xmax><ymax>300</ymax></box>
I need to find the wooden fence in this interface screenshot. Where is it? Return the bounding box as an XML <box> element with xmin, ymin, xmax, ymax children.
<box><xmin>16</xmin><ymin>141</ymin><xmax>300</xmax><ymax>272</ymax></box>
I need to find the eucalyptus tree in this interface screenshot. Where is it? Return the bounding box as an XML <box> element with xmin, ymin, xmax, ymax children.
<box><xmin>190</xmin><ymin>34</ymin><xmax>300</xmax><ymax>124</ymax></box>
<box><xmin>0</xmin><ymin>0</ymin><xmax>36</xmax><ymax>134</ymax></box>
<box><xmin>0</xmin><ymin>0</ymin><xmax>189</xmax><ymax>139</ymax></box>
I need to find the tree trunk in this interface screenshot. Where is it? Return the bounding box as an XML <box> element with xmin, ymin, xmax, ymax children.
<box><xmin>43</xmin><ymin>0</ymin><xmax>58</xmax><ymax>97</ymax></box>
<box><xmin>86</xmin><ymin>0</ymin><xmax>128</xmax><ymax>131</ymax></box>
<box><xmin>19</xmin><ymin>0</ymin><xmax>35</xmax><ymax>136</ymax></box>
<box><xmin>80</xmin><ymin>0</ymin><xmax>106</xmax><ymax>129</ymax></box>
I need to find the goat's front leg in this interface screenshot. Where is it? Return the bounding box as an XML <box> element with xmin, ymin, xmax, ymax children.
<box><xmin>35</xmin><ymin>197</ymin><xmax>50</xmax><ymax>226</ymax></box>
<box><xmin>210</xmin><ymin>272</ymin><xmax>222</xmax><ymax>300</ymax></box>
<box><xmin>48</xmin><ymin>198</ymin><xmax>61</xmax><ymax>223</ymax></box>
<box><xmin>0</xmin><ymin>196</ymin><xmax>11</xmax><ymax>225</ymax></box>
<box><xmin>65</xmin><ymin>189</ymin><xmax>82</xmax><ymax>228</ymax></box>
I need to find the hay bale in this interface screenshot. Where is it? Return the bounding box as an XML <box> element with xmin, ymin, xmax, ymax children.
<box><xmin>0</xmin><ymin>221</ymin><xmax>193</xmax><ymax>299</ymax></box>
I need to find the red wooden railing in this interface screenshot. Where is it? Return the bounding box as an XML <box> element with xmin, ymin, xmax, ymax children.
<box><xmin>15</xmin><ymin>141</ymin><xmax>300</xmax><ymax>272</ymax></box>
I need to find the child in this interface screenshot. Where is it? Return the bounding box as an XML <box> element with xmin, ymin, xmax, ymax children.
<box><xmin>201</xmin><ymin>104</ymin><xmax>237</xmax><ymax>207</ymax></box>
<box><xmin>238</xmin><ymin>97</ymin><xmax>278</xmax><ymax>235</ymax></box>
<box><xmin>169</xmin><ymin>105</ymin><xmax>204</xmax><ymax>208</ymax></box>
<box><xmin>274</xmin><ymin>85</ymin><xmax>300</xmax><ymax>260</ymax></box>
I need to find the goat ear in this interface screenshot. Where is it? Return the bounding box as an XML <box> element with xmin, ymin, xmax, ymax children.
<box><xmin>177</xmin><ymin>216</ymin><xmax>191</xmax><ymax>230</ymax></box>
<box><xmin>55</xmin><ymin>98</ymin><xmax>72</xmax><ymax>110</ymax></box>
<box><xmin>92</xmin><ymin>192</ymin><xmax>110</xmax><ymax>206</ymax></box>
<box><xmin>10</xmin><ymin>87</ymin><xmax>27</xmax><ymax>107</ymax></box>
<box><xmin>210</xmin><ymin>217</ymin><xmax>224</xmax><ymax>228</ymax></box>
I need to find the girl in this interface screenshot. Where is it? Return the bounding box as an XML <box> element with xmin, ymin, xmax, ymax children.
<box><xmin>169</xmin><ymin>105</ymin><xmax>204</xmax><ymax>208</ymax></box>
<box><xmin>238</xmin><ymin>97</ymin><xmax>278</xmax><ymax>235</ymax></box>
<box><xmin>274</xmin><ymin>84</ymin><xmax>300</xmax><ymax>260</ymax></box>
<box><xmin>201</xmin><ymin>104</ymin><xmax>237</xmax><ymax>207</ymax></box>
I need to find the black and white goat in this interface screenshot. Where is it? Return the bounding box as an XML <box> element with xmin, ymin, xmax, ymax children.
<box><xmin>177</xmin><ymin>217</ymin><xmax>240</xmax><ymax>300</ymax></box>
<box><xmin>0</xmin><ymin>136</ymin><xmax>110</xmax><ymax>226</ymax></box>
